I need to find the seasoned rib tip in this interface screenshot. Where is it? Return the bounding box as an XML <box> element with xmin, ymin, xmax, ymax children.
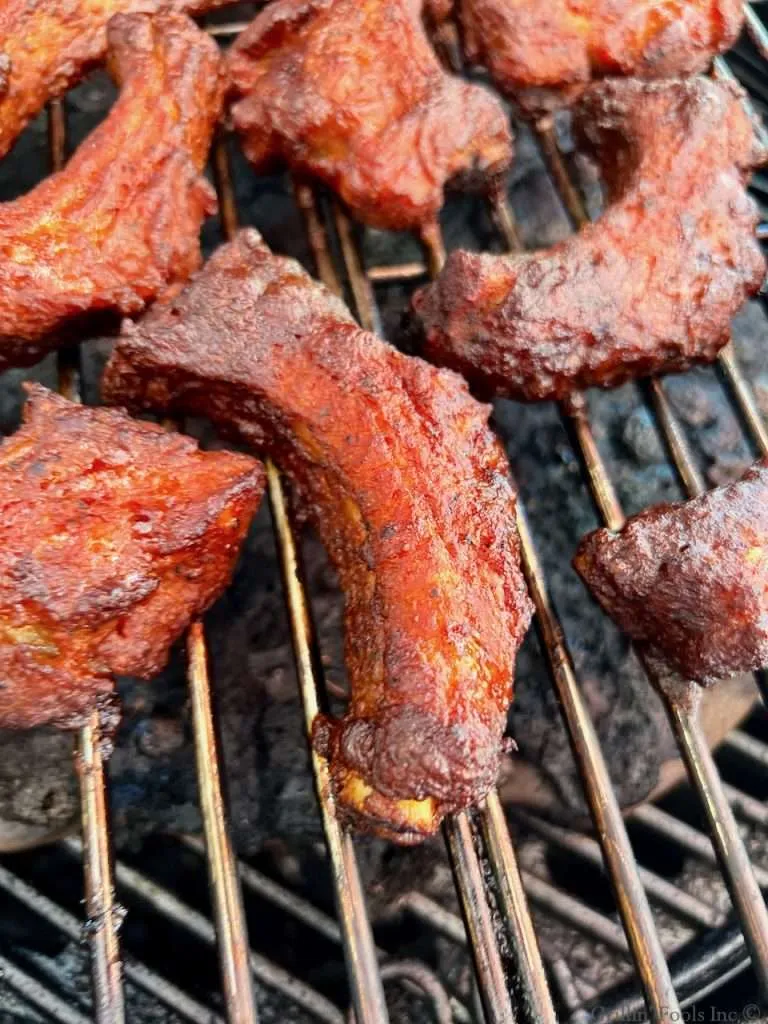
<box><xmin>0</xmin><ymin>0</ymin><xmax>233</xmax><ymax>159</ymax></box>
<box><xmin>574</xmin><ymin>459</ymin><xmax>768</xmax><ymax>685</ymax></box>
<box><xmin>103</xmin><ymin>229</ymin><xmax>533</xmax><ymax>843</ymax></box>
<box><xmin>0</xmin><ymin>386</ymin><xmax>264</xmax><ymax>731</ymax></box>
<box><xmin>228</xmin><ymin>0</ymin><xmax>513</xmax><ymax>231</ymax></box>
<box><xmin>411</xmin><ymin>76</ymin><xmax>766</xmax><ymax>402</ymax></box>
<box><xmin>433</xmin><ymin>0</ymin><xmax>744</xmax><ymax>115</ymax></box>
<box><xmin>0</xmin><ymin>11</ymin><xmax>223</xmax><ymax>373</ymax></box>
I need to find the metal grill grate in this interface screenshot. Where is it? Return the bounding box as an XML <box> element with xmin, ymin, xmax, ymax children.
<box><xmin>3</xmin><ymin>5</ymin><xmax>768</xmax><ymax>1024</ymax></box>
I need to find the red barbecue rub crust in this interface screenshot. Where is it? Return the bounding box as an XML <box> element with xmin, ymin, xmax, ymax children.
<box><xmin>411</xmin><ymin>77</ymin><xmax>766</xmax><ymax>402</ymax></box>
<box><xmin>227</xmin><ymin>0</ymin><xmax>513</xmax><ymax>231</ymax></box>
<box><xmin>0</xmin><ymin>0</ymin><xmax>234</xmax><ymax>159</ymax></box>
<box><xmin>103</xmin><ymin>229</ymin><xmax>533</xmax><ymax>843</ymax></box>
<box><xmin>0</xmin><ymin>12</ymin><xmax>223</xmax><ymax>372</ymax></box>
<box><xmin>574</xmin><ymin>459</ymin><xmax>768</xmax><ymax>685</ymax></box>
<box><xmin>0</xmin><ymin>386</ymin><xmax>263</xmax><ymax>730</ymax></box>
<box><xmin>434</xmin><ymin>0</ymin><xmax>744</xmax><ymax>115</ymax></box>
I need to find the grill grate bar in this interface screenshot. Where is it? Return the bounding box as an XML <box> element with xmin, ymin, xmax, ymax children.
<box><xmin>481</xmin><ymin>790</ymin><xmax>559</xmax><ymax>1022</ymax></box>
<box><xmin>513</xmin><ymin>810</ymin><xmax>723</xmax><ymax>930</ymax></box>
<box><xmin>725</xmin><ymin>728</ymin><xmax>768</xmax><ymax>766</ymax></box>
<box><xmin>0</xmin><ymin>861</ymin><xmax>225</xmax><ymax>1024</ymax></box>
<box><xmin>643</xmin><ymin>379</ymin><xmax>708</xmax><ymax>494</ymax></box>
<box><xmin>405</xmin><ymin>877</ymin><xmax>636</xmax><ymax>1022</ymax></box>
<box><xmin>187</xmin><ymin>622</ymin><xmax>258</xmax><ymax>1021</ymax></box>
<box><xmin>298</xmin><ymin>183</ymin><xmax>557</xmax><ymax>1024</ymax></box>
<box><xmin>520</xmin><ymin>869</ymin><xmax>630</xmax><ymax>954</ymax></box>
<box><xmin>533</xmin><ymin>127</ymin><xmax>589</xmax><ymax>231</ymax></box>
<box><xmin>367</xmin><ymin>261</ymin><xmax>426</xmax><ymax>283</ymax></box>
<box><xmin>207</xmin><ymin>20</ymin><xmax>252</xmax><ymax>37</ymax></box>
<box><xmin>0</xmin><ymin>951</ymin><xmax>92</xmax><ymax>1024</ymax></box>
<box><xmin>724</xmin><ymin>782</ymin><xmax>768</xmax><ymax>827</ymax></box>
<box><xmin>73</xmin><ymin>708</ymin><xmax>125</xmax><ymax>1023</ymax></box>
<box><xmin>666</xmin><ymin>699</ymin><xmax>768</xmax><ymax>994</ymax></box>
<box><xmin>404</xmin><ymin>881</ymin><xmax>618</xmax><ymax>1012</ymax></box>
<box><xmin>392</xmin><ymin>137</ymin><xmax>711</xmax><ymax>1006</ymax></box>
<box><xmin>531</xmin><ymin>105</ymin><xmax>768</xmax><ymax>999</ymax></box>
<box><xmin>374</xmin><ymin>962</ymin><xmax>455</xmax><ymax>1024</ymax></box>
<box><xmin>181</xmin><ymin>834</ymin><xmax>343</xmax><ymax>946</ymax></box>
<box><xmin>633</xmin><ymin>802</ymin><xmax>768</xmax><ymax>887</ymax></box>
<box><xmin>716</xmin><ymin>345</ymin><xmax>768</xmax><ymax>455</ymax></box>
<box><xmin>746</xmin><ymin>4</ymin><xmax>768</xmax><ymax>63</ymax></box>
<box><xmin>62</xmin><ymin>837</ymin><xmax>346</xmax><ymax>1024</ymax></box>
<box><xmin>47</xmin><ymin>98</ymin><xmax>125</xmax><ymax>1024</ymax></box>
<box><xmin>400</xmin><ymin>891</ymin><xmax>469</xmax><ymax>946</ymax></box>
<box><xmin>443</xmin><ymin>813</ymin><xmax>517</xmax><ymax>1023</ymax></box>
<box><xmin>557</xmin><ymin>391</ymin><xmax>625</xmax><ymax>530</ymax></box>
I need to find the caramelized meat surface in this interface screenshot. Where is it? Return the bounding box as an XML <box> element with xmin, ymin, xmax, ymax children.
<box><xmin>440</xmin><ymin>0</ymin><xmax>744</xmax><ymax>115</ymax></box>
<box><xmin>574</xmin><ymin>460</ymin><xmax>768</xmax><ymax>685</ymax></box>
<box><xmin>412</xmin><ymin>77</ymin><xmax>766</xmax><ymax>402</ymax></box>
<box><xmin>228</xmin><ymin>0</ymin><xmax>512</xmax><ymax>231</ymax></box>
<box><xmin>0</xmin><ymin>386</ymin><xmax>263</xmax><ymax>730</ymax></box>
<box><xmin>0</xmin><ymin>12</ymin><xmax>222</xmax><ymax>372</ymax></box>
<box><xmin>0</xmin><ymin>0</ymin><xmax>232</xmax><ymax>159</ymax></box>
<box><xmin>103</xmin><ymin>230</ymin><xmax>533</xmax><ymax>843</ymax></box>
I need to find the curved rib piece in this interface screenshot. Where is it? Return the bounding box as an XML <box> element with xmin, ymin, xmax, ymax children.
<box><xmin>0</xmin><ymin>385</ymin><xmax>263</xmax><ymax>730</ymax></box>
<box><xmin>0</xmin><ymin>12</ymin><xmax>223</xmax><ymax>372</ymax></box>
<box><xmin>103</xmin><ymin>229</ymin><xmax>533</xmax><ymax>843</ymax></box>
<box><xmin>228</xmin><ymin>0</ymin><xmax>513</xmax><ymax>231</ymax></box>
<box><xmin>411</xmin><ymin>77</ymin><xmax>766</xmax><ymax>402</ymax></box>
<box><xmin>574</xmin><ymin>458</ymin><xmax>768</xmax><ymax>685</ymax></box>
<box><xmin>0</xmin><ymin>0</ymin><xmax>233</xmax><ymax>158</ymax></box>
<box><xmin>436</xmin><ymin>0</ymin><xmax>744</xmax><ymax>115</ymax></box>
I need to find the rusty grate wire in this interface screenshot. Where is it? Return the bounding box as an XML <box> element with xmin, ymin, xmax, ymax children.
<box><xmin>47</xmin><ymin>100</ymin><xmax>126</xmax><ymax>1024</ymax></box>
<box><xmin>3</xmin><ymin>5</ymin><xmax>768</xmax><ymax>1024</ymax></box>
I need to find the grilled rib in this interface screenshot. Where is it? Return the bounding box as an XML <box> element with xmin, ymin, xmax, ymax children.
<box><xmin>0</xmin><ymin>12</ymin><xmax>223</xmax><ymax>373</ymax></box>
<box><xmin>103</xmin><ymin>229</ymin><xmax>533</xmax><ymax>843</ymax></box>
<box><xmin>0</xmin><ymin>385</ymin><xmax>263</xmax><ymax>730</ymax></box>
<box><xmin>574</xmin><ymin>459</ymin><xmax>768</xmax><ymax>685</ymax></box>
<box><xmin>227</xmin><ymin>0</ymin><xmax>513</xmax><ymax>231</ymax></box>
<box><xmin>434</xmin><ymin>0</ymin><xmax>744</xmax><ymax>115</ymax></box>
<box><xmin>411</xmin><ymin>77</ymin><xmax>766</xmax><ymax>402</ymax></box>
<box><xmin>0</xmin><ymin>0</ymin><xmax>234</xmax><ymax>159</ymax></box>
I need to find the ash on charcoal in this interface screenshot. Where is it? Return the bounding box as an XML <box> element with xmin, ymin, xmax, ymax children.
<box><xmin>621</xmin><ymin>407</ymin><xmax>666</xmax><ymax>465</ymax></box>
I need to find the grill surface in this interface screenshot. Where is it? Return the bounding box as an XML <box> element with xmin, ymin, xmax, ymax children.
<box><xmin>3</xmin><ymin>5</ymin><xmax>768</xmax><ymax>1023</ymax></box>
